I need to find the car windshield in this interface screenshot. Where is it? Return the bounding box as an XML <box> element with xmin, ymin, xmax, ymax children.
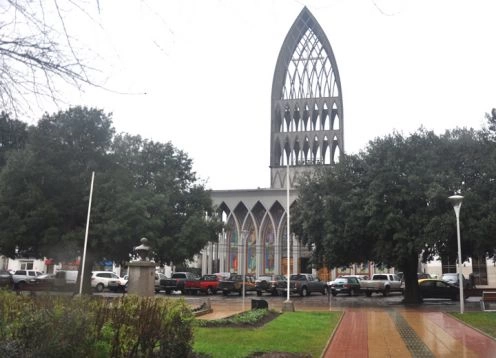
<box><xmin>334</xmin><ymin>279</ymin><xmax>347</xmax><ymax>284</ymax></box>
<box><xmin>442</xmin><ymin>274</ymin><xmax>457</xmax><ymax>281</ymax></box>
<box><xmin>257</xmin><ymin>276</ymin><xmax>271</xmax><ymax>281</ymax></box>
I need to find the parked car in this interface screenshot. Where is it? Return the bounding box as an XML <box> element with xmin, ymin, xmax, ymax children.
<box><xmin>441</xmin><ymin>273</ymin><xmax>472</xmax><ymax>289</ymax></box>
<box><xmin>53</xmin><ymin>270</ymin><xmax>78</xmax><ymax>290</ymax></box>
<box><xmin>360</xmin><ymin>274</ymin><xmax>403</xmax><ymax>297</ymax></box>
<box><xmin>0</xmin><ymin>270</ymin><xmax>13</xmax><ymax>288</ymax></box>
<box><xmin>418</xmin><ymin>279</ymin><xmax>468</xmax><ymax>300</ymax></box>
<box><xmin>155</xmin><ymin>272</ymin><xmax>168</xmax><ymax>293</ymax></box>
<box><xmin>160</xmin><ymin>272</ymin><xmax>199</xmax><ymax>294</ymax></box>
<box><xmin>218</xmin><ymin>274</ymin><xmax>257</xmax><ymax>295</ymax></box>
<box><xmin>256</xmin><ymin>274</ymin><xmax>286</xmax><ymax>296</ymax></box>
<box><xmin>417</xmin><ymin>273</ymin><xmax>432</xmax><ymax>280</ymax></box>
<box><xmin>329</xmin><ymin>276</ymin><xmax>361</xmax><ymax>296</ymax></box>
<box><xmin>91</xmin><ymin>271</ymin><xmax>123</xmax><ymax>292</ymax></box>
<box><xmin>11</xmin><ymin>270</ymin><xmax>44</xmax><ymax>288</ymax></box>
<box><xmin>276</xmin><ymin>273</ymin><xmax>327</xmax><ymax>297</ymax></box>
<box><xmin>184</xmin><ymin>274</ymin><xmax>220</xmax><ymax>295</ymax></box>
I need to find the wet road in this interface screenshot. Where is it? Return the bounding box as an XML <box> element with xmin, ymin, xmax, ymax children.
<box><xmin>132</xmin><ymin>290</ymin><xmax>484</xmax><ymax>314</ymax></box>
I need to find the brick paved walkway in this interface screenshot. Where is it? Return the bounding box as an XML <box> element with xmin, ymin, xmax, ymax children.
<box><xmin>324</xmin><ymin>309</ymin><xmax>496</xmax><ymax>358</ymax></box>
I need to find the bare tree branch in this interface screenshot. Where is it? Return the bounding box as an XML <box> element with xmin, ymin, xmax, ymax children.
<box><xmin>0</xmin><ymin>0</ymin><xmax>101</xmax><ymax>118</ymax></box>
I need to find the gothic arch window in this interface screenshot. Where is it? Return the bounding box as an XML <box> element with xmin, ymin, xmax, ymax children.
<box><xmin>284</xmin><ymin>104</ymin><xmax>291</xmax><ymax>132</ymax></box>
<box><xmin>331</xmin><ymin>102</ymin><xmax>339</xmax><ymax>130</ymax></box>
<box><xmin>260</xmin><ymin>215</ymin><xmax>276</xmax><ymax>274</ymax></box>
<box><xmin>303</xmin><ymin>136</ymin><xmax>310</xmax><ymax>164</ymax></box>
<box><xmin>322</xmin><ymin>102</ymin><xmax>329</xmax><ymax>130</ymax></box>
<box><xmin>243</xmin><ymin>219</ymin><xmax>257</xmax><ymax>275</ymax></box>
<box><xmin>302</xmin><ymin>103</ymin><xmax>310</xmax><ymax>131</ymax></box>
<box><xmin>311</xmin><ymin>102</ymin><xmax>319</xmax><ymax>131</ymax></box>
<box><xmin>293</xmin><ymin>104</ymin><xmax>300</xmax><ymax>132</ymax></box>
<box><xmin>226</xmin><ymin>216</ymin><xmax>238</xmax><ymax>272</ymax></box>
<box><xmin>332</xmin><ymin>135</ymin><xmax>340</xmax><ymax>164</ymax></box>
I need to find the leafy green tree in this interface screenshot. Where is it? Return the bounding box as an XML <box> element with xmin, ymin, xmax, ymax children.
<box><xmin>0</xmin><ymin>107</ymin><xmax>220</xmax><ymax>292</ymax></box>
<box><xmin>0</xmin><ymin>107</ymin><xmax>114</xmax><ymax>260</ymax></box>
<box><xmin>0</xmin><ymin>112</ymin><xmax>28</xmax><ymax>167</ymax></box>
<box><xmin>293</xmin><ymin>127</ymin><xmax>496</xmax><ymax>303</ymax></box>
<box><xmin>91</xmin><ymin>133</ymin><xmax>221</xmax><ymax>267</ymax></box>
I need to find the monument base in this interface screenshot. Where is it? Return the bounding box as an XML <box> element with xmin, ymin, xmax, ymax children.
<box><xmin>282</xmin><ymin>300</ymin><xmax>295</xmax><ymax>312</ymax></box>
<box><xmin>127</xmin><ymin>261</ymin><xmax>155</xmax><ymax>297</ymax></box>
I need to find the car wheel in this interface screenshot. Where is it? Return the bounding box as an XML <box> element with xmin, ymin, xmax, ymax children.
<box><xmin>331</xmin><ymin>291</ymin><xmax>337</xmax><ymax>297</ymax></box>
<box><xmin>95</xmin><ymin>283</ymin><xmax>104</xmax><ymax>292</ymax></box>
<box><xmin>223</xmin><ymin>290</ymin><xmax>229</xmax><ymax>296</ymax></box>
<box><xmin>383</xmin><ymin>286</ymin><xmax>390</xmax><ymax>297</ymax></box>
<box><xmin>300</xmin><ymin>287</ymin><xmax>308</xmax><ymax>297</ymax></box>
<box><xmin>365</xmin><ymin>291</ymin><xmax>372</xmax><ymax>297</ymax></box>
<box><xmin>321</xmin><ymin>288</ymin><xmax>327</xmax><ymax>295</ymax></box>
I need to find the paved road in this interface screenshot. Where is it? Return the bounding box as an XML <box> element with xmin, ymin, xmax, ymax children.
<box><xmin>146</xmin><ymin>290</ymin><xmax>484</xmax><ymax>314</ymax></box>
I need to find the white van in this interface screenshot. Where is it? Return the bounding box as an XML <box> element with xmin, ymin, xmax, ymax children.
<box><xmin>54</xmin><ymin>270</ymin><xmax>78</xmax><ymax>288</ymax></box>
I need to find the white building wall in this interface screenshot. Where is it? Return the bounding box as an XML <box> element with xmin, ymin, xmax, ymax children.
<box><xmin>6</xmin><ymin>257</ymin><xmax>48</xmax><ymax>273</ymax></box>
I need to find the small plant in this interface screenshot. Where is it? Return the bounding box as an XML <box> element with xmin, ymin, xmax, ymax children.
<box><xmin>197</xmin><ymin>309</ymin><xmax>275</xmax><ymax>327</ymax></box>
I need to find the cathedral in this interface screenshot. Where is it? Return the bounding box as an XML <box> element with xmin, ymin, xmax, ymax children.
<box><xmin>200</xmin><ymin>7</ymin><xmax>344</xmax><ymax>277</ymax></box>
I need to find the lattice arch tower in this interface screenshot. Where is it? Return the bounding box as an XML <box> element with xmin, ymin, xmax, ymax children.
<box><xmin>270</xmin><ymin>7</ymin><xmax>344</xmax><ymax>189</ymax></box>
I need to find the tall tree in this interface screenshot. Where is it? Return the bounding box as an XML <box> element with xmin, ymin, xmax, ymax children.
<box><xmin>0</xmin><ymin>107</ymin><xmax>221</xmax><ymax>292</ymax></box>
<box><xmin>293</xmin><ymin>127</ymin><xmax>496</xmax><ymax>304</ymax></box>
<box><xmin>0</xmin><ymin>106</ymin><xmax>114</xmax><ymax>260</ymax></box>
<box><xmin>0</xmin><ymin>112</ymin><xmax>28</xmax><ymax>167</ymax></box>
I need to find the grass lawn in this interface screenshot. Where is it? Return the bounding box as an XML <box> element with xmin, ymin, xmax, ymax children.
<box><xmin>193</xmin><ymin>311</ymin><xmax>341</xmax><ymax>358</ymax></box>
<box><xmin>450</xmin><ymin>312</ymin><xmax>496</xmax><ymax>338</ymax></box>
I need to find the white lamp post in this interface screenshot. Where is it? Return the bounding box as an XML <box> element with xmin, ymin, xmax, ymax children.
<box><xmin>281</xmin><ymin>156</ymin><xmax>294</xmax><ymax>311</ymax></box>
<box><xmin>241</xmin><ymin>229</ymin><xmax>248</xmax><ymax>312</ymax></box>
<box><xmin>448</xmin><ymin>194</ymin><xmax>464</xmax><ymax>314</ymax></box>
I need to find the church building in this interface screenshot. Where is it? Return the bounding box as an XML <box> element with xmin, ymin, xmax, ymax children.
<box><xmin>200</xmin><ymin>7</ymin><xmax>344</xmax><ymax>278</ymax></box>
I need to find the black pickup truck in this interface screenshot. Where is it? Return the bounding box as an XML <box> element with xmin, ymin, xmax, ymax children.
<box><xmin>218</xmin><ymin>274</ymin><xmax>257</xmax><ymax>296</ymax></box>
<box><xmin>159</xmin><ymin>272</ymin><xmax>199</xmax><ymax>294</ymax></box>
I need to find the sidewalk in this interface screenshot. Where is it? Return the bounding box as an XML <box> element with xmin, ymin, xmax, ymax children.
<box><xmin>193</xmin><ymin>296</ymin><xmax>496</xmax><ymax>357</ymax></box>
<box><xmin>323</xmin><ymin>309</ymin><xmax>496</xmax><ymax>357</ymax></box>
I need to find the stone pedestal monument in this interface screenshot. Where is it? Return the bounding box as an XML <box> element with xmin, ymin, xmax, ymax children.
<box><xmin>127</xmin><ymin>237</ymin><xmax>155</xmax><ymax>297</ymax></box>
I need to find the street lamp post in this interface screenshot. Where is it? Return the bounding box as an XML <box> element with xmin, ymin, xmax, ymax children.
<box><xmin>241</xmin><ymin>229</ymin><xmax>248</xmax><ymax>312</ymax></box>
<box><xmin>448</xmin><ymin>194</ymin><xmax>464</xmax><ymax>314</ymax></box>
<box><xmin>281</xmin><ymin>157</ymin><xmax>295</xmax><ymax>311</ymax></box>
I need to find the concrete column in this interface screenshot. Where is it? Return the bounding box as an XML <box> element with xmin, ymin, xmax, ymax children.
<box><xmin>212</xmin><ymin>242</ymin><xmax>217</xmax><ymax>273</ymax></box>
<box><xmin>218</xmin><ymin>231</ymin><xmax>225</xmax><ymax>273</ymax></box>
<box><xmin>256</xmin><ymin>231</ymin><xmax>262</xmax><ymax>277</ymax></box>
<box><xmin>274</xmin><ymin>230</ymin><xmax>281</xmax><ymax>275</ymax></box>
<box><xmin>238</xmin><ymin>231</ymin><xmax>243</xmax><ymax>274</ymax></box>
<box><xmin>292</xmin><ymin>234</ymin><xmax>299</xmax><ymax>274</ymax></box>
<box><xmin>201</xmin><ymin>248</ymin><xmax>207</xmax><ymax>276</ymax></box>
<box><xmin>207</xmin><ymin>242</ymin><xmax>213</xmax><ymax>274</ymax></box>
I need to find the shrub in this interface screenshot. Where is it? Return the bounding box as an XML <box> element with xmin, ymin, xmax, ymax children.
<box><xmin>0</xmin><ymin>291</ymin><xmax>195</xmax><ymax>357</ymax></box>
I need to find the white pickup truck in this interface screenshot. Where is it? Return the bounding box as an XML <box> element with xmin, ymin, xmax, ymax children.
<box><xmin>360</xmin><ymin>273</ymin><xmax>403</xmax><ymax>297</ymax></box>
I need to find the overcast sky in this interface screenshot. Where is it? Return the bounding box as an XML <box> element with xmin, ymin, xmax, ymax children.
<box><xmin>37</xmin><ymin>0</ymin><xmax>496</xmax><ymax>190</ymax></box>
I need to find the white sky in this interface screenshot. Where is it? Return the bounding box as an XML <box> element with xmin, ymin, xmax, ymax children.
<box><xmin>35</xmin><ymin>0</ymin><xmax>496</xmax><ymax>190</ymax></box>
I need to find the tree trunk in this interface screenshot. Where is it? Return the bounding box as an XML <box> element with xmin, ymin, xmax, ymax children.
<box><xmin>74</xmin><ymin>250</ymin><xmax>96</xmax><ymax>295</ymax></box>
<box><xmin>401</xmin><ymin>255</ymin><xmax>422</xmax><ymax>304</ymax></box>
